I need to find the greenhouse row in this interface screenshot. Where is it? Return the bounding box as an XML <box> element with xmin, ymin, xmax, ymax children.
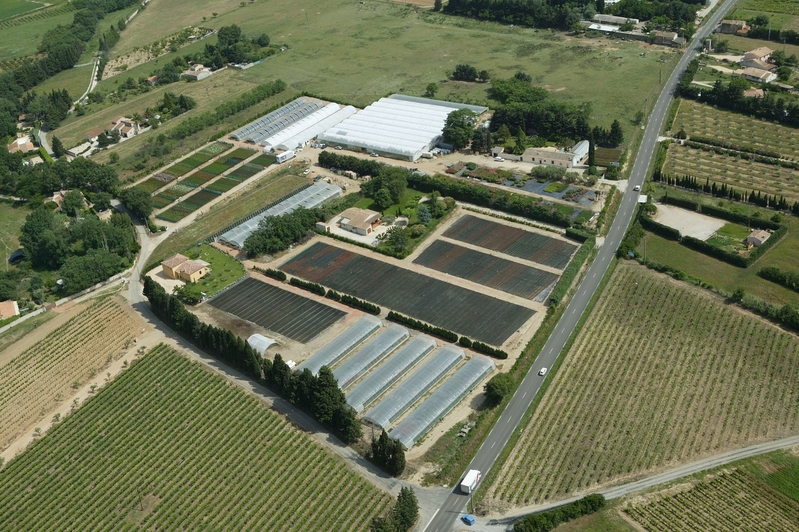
<box><xmin>389</xmin><ymin>355</ymin><xmax>495</xmax><ymax>450</ymax></box>
<box><xmin>363</xmin><ymin>344</ymin><xmax>465</xmax><ymax>430</ymax></box>
<box><xmin>230</xmin><ymin>97</ymin><xmax>324</xmax><ymax>144</ymax></box>
<box><xmin>346</xmin><ymin>334</ymin><xmax>436</xmax><ymax>414</ymax></box>
<box><xmin>216</xmin><ymin>182</ymin><xmax>341</xmax><ymax>249</ymax></box>
<box><xmin>333</xmin><ymin>324</ymin><xmax>409</xmax><ymax>390</ymax></box>
<box><xmin>261</xmin><ymin>103</ymin><xmax>356</xmax><ymax>151</ymax></box>
<box><xmin>297</xmin><ymin>315</ymin><xmax>382</xmax><ymax>376</ymax></box>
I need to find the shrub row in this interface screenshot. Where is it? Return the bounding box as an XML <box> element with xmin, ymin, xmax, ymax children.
<box><xmin>326</xmin><ymin>290</ymin><xmax>381</xmax><ymax>315</ymax></box>
<box><xmin>688</xmin><ymin>134</ymin><xmax>782</xmax><ymax>160</ymax></box>
<box><xmin>660</xmin><ymin>195</ymin><xmax>782</xmax><ymax>230</ymax></box>
<box><xmin>757</xmin><ymin>266</ymin><xmax>799</xmax><ymax>293</ymax></box>
<box><xmin>387</xmin><ymin>311</ymin><xmax>458</xmax><ymax>342</ymax></box>
<box><xmin>640</xmin><ymin>214</ymin><xmax>680</xmax><ymax>241</ymax></box>
<box><xmin>252</xmin><ymin>266</ymin><xmax>286</xmax><ymax>281</ymax></box>
<box><xmin>289</xmin><ymin>277</ymin><xmax>325</xmax><ymax>296</ymax></box>
<box><xmin>471</xmin><ymin>341</ymin><xmax>508</xmax><ymax>359</ymax></box>
<box><xmin>660</xmin><ymin>194</ymin><xmax>699</xmax><ymax>211</ymax></box>
<box><xmin>550</xmin><ymin>237</ymin><xmax>595</xmax><ymax>305</ymax></box>
<box><xmin>564</xmin><ymin>227</ymin><xmax>593</xmax><ymax>242</ymax></box>
<box><xmin>514</xmin><ymin>494</ymin><xmax>606</xmax><ymax>532</ymax></box>
<box><xmin>683</xmin><ymin>140</ymin><xmax>799</xmax><ymax>170</ymax></box>
<box><xmin>678</xmin><ymin>224</ymin><xmax>786</xmax><ymax>268</ymax></box>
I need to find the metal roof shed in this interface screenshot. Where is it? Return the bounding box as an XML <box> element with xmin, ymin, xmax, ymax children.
<box><xmin>363</xmin><ymin>344</ymin><xmax>464</xmax><ymax>429</ymax></box>
<box><xmin>333</xmin><ymin>324</ymin><xmax>410</xmax><ymax>389</ymax></box>
<box><xmin>297</xmin><ymin>315</ymin><xmax>382</xmax><ymax>376</ymax></box>
<box><xmin>389</xmin><ymin>356</ymin><xmax>495</xmax><ymax>449</ymax></box>
<box><xmin>346</xmin><ymin>334</ymin><xmax>436</xmax><ymax>413</ymax></box>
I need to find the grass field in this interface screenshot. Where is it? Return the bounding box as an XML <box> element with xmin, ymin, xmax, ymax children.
<box><xmin>0</xmin><ymin>200</ymin><xmax>30</xmax><ymax>256</ymax></box>
<box><xmin>55</xmin><ymin>69</ymin><xmax>260</xmax><ymax>148</ymax></box>
<box><xmin>0</xmin><ymin>344</ymin><xmax>392</xmax><ymax>530</ymax></box>
<box><xmin>148</xmin><ymin>170</ymin><xmax>307</xmax><ymax>267</ymax></box>
<box><xmin>0</xmin><ymin>5</ymin><xmax>73</xmax><ymax>62</ymax></box>
<box><xmin>0</xmin><ymin>0</ymin><xmax>49</xmax><ymax>21</ymax></box>
<box><xmin>108</xmin><ymin>0</ymin><xmax>675</xmax><ymax>137</ymax></box>
<box><xmin>721</xmin><ymin>34</ymin><xmax>799</xmax><ymax>58</ymax></box>
<box><xmin>641</xmin><ymin>186</ymin><xmax>799</xmax><ymax>307</ymax></box>
<box><xmin>0</xmin><ymin>297</ymin><xmax>141</xmax><ymax>452</ymax></box>
<box><xmin>26</xmin><ymin>63</ymin><xmax>92</xmax><ymax>101</ymax></box>
<box><xmin>488</xmin><ymin>262</ymin><xmax>799</xmax><ymax>507</ymax></box>
<box><xmin>626</xmin><ymin>463</ymin><xmax>799</xmax><ymax>531</ymax></box>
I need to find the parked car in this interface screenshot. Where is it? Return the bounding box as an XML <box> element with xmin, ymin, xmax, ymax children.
<box><xmin>461</xmin><ymin>514</ymin><xmax>475</xmax><ymax>526</ymax></box>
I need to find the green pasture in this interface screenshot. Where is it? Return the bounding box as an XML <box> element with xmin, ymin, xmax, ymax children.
<box><xmin>0</xmin><ymin>9</ymin><xmax>74</xmax><ymax>62</ymax></box>
<box><xmin>639</xmin><ymin>186</ymin><xmax>799</xmax><ymax>307</ymax></box>
<box><xmin>734</xmin><ymin>0</ymin><xmax>799</xmax><ymax>16</ymax></box>
<box><xmin>728</xmin><ymin>8</ymin><xmax>797</xmax><ymax>30</ymax></box>
<box><xmin>28</xmin><ymin>64</ymin><xmax>92</xmax><ymax>101</ymax></box>
<box><xmin>0</xmin><ymin>0</ymin><xmax>47</xmax><ymax>21</ymax></box>
<box><xmin>722</xmin><ymin>34</ymin><xmax>799</xmax><ymax>57</ymax></box>
<box><xmin>0</xmin><ymin>200</ymin><xmax>30</xmax><ymax>257</ymax></box>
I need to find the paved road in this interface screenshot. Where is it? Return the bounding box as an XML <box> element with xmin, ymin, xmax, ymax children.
<box><xmin>424</xmin><ymin>1</ymin><xmax>738</xmax><ymax>530</ymax></box>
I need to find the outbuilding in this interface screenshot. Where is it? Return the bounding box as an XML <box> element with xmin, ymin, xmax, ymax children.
<box><xmin>747</xmin><ymin>230</ymin><xmax>770</xmax><ymax>247</ymax></box>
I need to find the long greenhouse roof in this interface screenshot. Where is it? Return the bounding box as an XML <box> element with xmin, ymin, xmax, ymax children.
<box><xmin>389</xmin><ymin>356</ymin><xmax>495</xmax><ymax>449</ymax></box>
<box><xmin>346</xmin><ymin>334</ymin><xmax>436</xmax><ymax>413</ymax></box>
<box><xmin>276</xmin><ymin>106</ymin><xmax>357</xmax><ymax>151</ymax></box>
<box><xmin>363</xmin><ymin>344</ymin><xmax>464</xmax><ymax>429</ymax></box>
<box><xmin>333</xmin><ymin>324</ymin><xmax>409</xmax><ymax>389</ymax></box>
<box><xmin>216</xmin><ymin>182</ymin><xmax>341</xmax><ymax>249</ymax></box>
<box><xmin>297</xmin><ymin>315</ymin><xmax>382</xmax><ymax>376</ymax></box>
<box><xmin>261</xmin><ymin>103</ymin><xmax>341</xmax><ymax>148</ymax></box>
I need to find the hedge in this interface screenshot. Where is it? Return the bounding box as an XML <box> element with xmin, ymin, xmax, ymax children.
<box><xmin>565</xmin><ymin>227</ymin><xmax>593</xmax><ymax>242</ymax></box>
<box><xmin>640</xmin><ymin>214</ymin><xmax>680</xmax><ymax>240</ymax></box>
<box><xmin>514</xmin><ymin>494</ymin><xmax>606</xmax><ymax>532</ymax></box>
<box><xmin>680</xmin><ymin>235</ymin><xmax>749</xmax><ymax>267</ymax></box>
<box><xmin>289</xmin><ymin>277</ymin><xmax>326</xmax><ymax>296</ymax></box>
<box><xmin>252</xmin><ymin>266</ymin><xmax>286</xmax><ymax>281</ymax></box>
<box><xmin>471</xmin><ymin>341</ymin><xmax>508</xmax><ymax>359</ymax></box>
<box><xmin>757</xmin><ymin>266</ymin><xmax>799</xmax><ymax>293</ymax></box>
<box><xmin>326</xmin><ymin>290</ymin><xmax>381</xmax><ymax>315</ymax></box>
<box><xmin>699</xmin><ymin>204</ymin><xmax>781</xmax><ymax>231</ymax></box>
<box><xmin>550</xmin><ymin>236</ymin><xmax>595</xmax><ymax>305</ymax></box>
<box><xmin>387</xmin><ymin>311</ymin><xmax>459</xmax><ymax>342</ymax></box>
<box><xmin>660</xmin><ymin>194</ymin><xmax>699</xmax><ymax>211</ymax></box>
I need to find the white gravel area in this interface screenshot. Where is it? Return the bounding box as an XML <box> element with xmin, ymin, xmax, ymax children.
<box><xmin>652</xmin><ymin>203</ymin><xmax>726</xmax><ymax>240</ymax></box>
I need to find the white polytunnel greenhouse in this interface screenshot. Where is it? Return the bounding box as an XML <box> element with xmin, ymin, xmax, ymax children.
<box><xmin>346</xmin><ymin>334</ymin><xmax>436</xmax><ymax>413</ymax></box>
<box><xmin>332</xmin><ymin>324</ymin><xmax>409</xmax><ymax>390</ymax></box>
<box><xmin>273</xmin><ymin>106</ymin><xmax>357</xmax><ymax>151</ymax></box>
<box><xmin>246</xmin><ymin>333</ymin><xmax>277</xmax><ymax>355</ymax></box>
<box><xmin>363</xmin><ymin>344</ymin><xmax>464</xmax><ymax>430</ymax></box>
<box><xmin>389</xmin><ymin>355</ymin><xmax>495</xmax><ymax>449</ymax></box>
<box><xmin>317</xmin><ymin>94</ymin><xmax>488</xmax><ymax>161</ymax></box>
<box><xmin>259</xmin><ymin>103</ymin><xmax>352</xmax><ymax>149</ymax></box>
<box><xmin>216</xmin><ymin>182</ymin><xmax>341</xmax><ymax>249</ymax></box>
<box><xmin>229</xmin><ymin>97</ymin><xmax>324</xmax><ymax>143</ymax></box>
<box><xmin>297</xmin><ymin>315</ymin><xmax>382</xmax><ymax>376</ymax></box>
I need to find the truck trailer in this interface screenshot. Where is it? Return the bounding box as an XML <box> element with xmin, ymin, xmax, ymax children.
<box><xmin>460</xmin><ymin>469</ymin><xmax>481</xmax><ymax>494</ymax></box>
<box><xmin>276</xmin><ymin>150</ymin><xmax>295</xmax><ymax>163</ymax></box>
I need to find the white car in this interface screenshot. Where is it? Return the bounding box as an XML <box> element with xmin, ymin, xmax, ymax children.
<box><xmin>494</xmin><ymin>156</ymin><xmax>505</xmax><ymax>162</ymax></box>
<box><xmin>633</xmin><ymin>185</ymin><xmax>641</xmax><ymax>191</ymax></box>
<box><xmin>302</xmin><ymin>169</ymin><xmax>311</xmax><ymax>175</ymax></box>
<box><xmin>538</xmin><ymin>367</ymin><xmax>548</xmax><ymax>376</ymax></box>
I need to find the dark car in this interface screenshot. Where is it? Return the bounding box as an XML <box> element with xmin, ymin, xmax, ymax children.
<box><xmin>8</xmin><ymin>250</ymin><xmax>24</xmax><ymax>265</ymax></box>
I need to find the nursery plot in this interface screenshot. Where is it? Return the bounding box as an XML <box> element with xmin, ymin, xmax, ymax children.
<box><xmin>210</xmin><ymin>277</ymin><xmax>345</xmax><ymax>343</ymax></box>
<box><xmin>206</xmin><ymin>177</ymin><xmax>241</xmax><ymax>194</ymax></box>
<box><xmin>158</xmin><ymin>182</ymin><xmax>196</xmax><ymax>202</ymax></box>
<box><xmin>675</xmin><ymin>100</ymin><xmax>799</xmax><ymax>161</ymax></box>
<box><xmin>151</xmin><ymin>195</ymin><xmax>173</xmax><ymax>209</ymax></box>
<box><xmin>182</xmin><ymin>188</ymin><xmax>221</xmax><ymax>208</ymax></box>
<box><xmin>490</xmin><ymin>262</ymin><xmax>799</xmax><ymax>507</ymax></box>
<box><xmin>203</xmin><ymin>162</ymin><xmax>230</xmax><ymax>175</ymax></box>
<box><xmin>135</xmin><ymin>176</ymin><xmax>171</xmax><ymax>194</ymax></box>
<box><xmin>664</xmin><ymin>144</ymin><xmax>799</xmax><ymax>204</ymax></box>
<box><xmin>229</xmin><ymin>162</ymin><xmax>263</xmax><ymax>180</ymax></box>
<box><xmin>0</xmin><ymin>297</ymin><xmax>141</xmax><ymax>452</ymax></box>
<box><xmin>281</xmin><ymin>242</ymin><xmax>534</xmax><ymax>345</ymax></box>
<box><xmin>252</xmin><ymin>153</ymin><xmax>277</xmax><ymax>166</ymax></box>
<box><xmin>414</xmin><ymin>240</ymin><xmax>558</xmax><ymax>300</ymax></box>
<box><xmin>443</xmin><ymin>215</ymin><xmax>577</xmax><ymax>270</ymax></box>
<box><xmin>181</xmin><ymin>171</ymin><xmax>216</xmax><ymax>187</ymax></box>
<box><xmin>226</xmin><ymin>147</ymin><xmax>257</xmax><ymax>161</ymax></box>
<box><xmin>0</xmin><ymin>346</ymin><xmax>391</xmax><ymax>531</ymax></box>
<box><xmin>626</xmin><ymin>469</ymin><xmax>799</xmax><ymax>531</ymax></box>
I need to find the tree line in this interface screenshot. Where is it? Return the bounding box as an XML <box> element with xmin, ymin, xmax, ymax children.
<box><xmin>514</xmin><ymin>494</ymin><xmax>606</xmax><ymax>532</ymax></box>
<box><xmin>0</xmin><ymin>153</ymin><xmax>119</xmax><ymax>202</ymax></box>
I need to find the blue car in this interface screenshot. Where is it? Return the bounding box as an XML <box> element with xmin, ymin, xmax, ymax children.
<box><xmin>461</xmin><ymin>514</ymin><xmax>475</xmax><ymax>525</ymax></box>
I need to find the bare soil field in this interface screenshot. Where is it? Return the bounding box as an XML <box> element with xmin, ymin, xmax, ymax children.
<box><xmin>488</xmin><ymin>262</ymin><xmax>799</xmax><ymax>508</ymax></box>
<box><xmin>0</xmin><ymin>296</ymin><xmax>146</xmax><ymax>452</ymax></box>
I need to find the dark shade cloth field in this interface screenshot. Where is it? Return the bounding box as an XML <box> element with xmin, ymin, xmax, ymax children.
<box><xmin>414</xmin><ymin>240</ymin><xmax>558</xmax><ymax>300</ymax></box>
<box><xmin>209</xmin><ymin>277</ymin><xmax>345</xmax><ymax>343</ymax></box>
<box><xmin>281</xmin><ymin>243</ymin><xmax>534</xmax><ymax>345</ymax></box>
<box><xmin>444</xmin><ymin>215</ymin><xmax>577</xmax><ymax>270</ymax></box>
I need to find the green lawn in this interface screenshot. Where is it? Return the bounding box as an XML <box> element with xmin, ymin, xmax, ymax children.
<box><xmin>552</xmin><ymin>506</ymin><xmax>637</xmax><ymax>532</ymax></box>
<box><xmin>0</xmin><ymin>200</ymin><xmax>31</xmax><ymax>256</ymax></box>
<box><xmin>177</xmin><ymin>243</ymin><xmax>245</xmax><ymax>301</ymax></box>
<box><xmin>29</xmin><ymin>64</ymin><xmax>92</xmax><ymax>101</ymax></box>
<box><xmin>356</xmin><ymin>189</ymin><xmax>425</xmax><ymax>225</ymax></box>
<box><xmin>0</xmin><ymin>0</ymin><xmax>48</xmax><ymax>21</ymax></box>
<box><xmin>639</xmin><ymin>187</ymin><xmax>799</xmax><ymax>307</ymax></box>
<box><xmin>722</xmin><ymin>34</ymin><xmax>799</xmax><ymax>58</ymax></box>
<box><xmin>0</xmin><ymin>8</ymin><xmax>74</xmax><ymax>62</ymax></box>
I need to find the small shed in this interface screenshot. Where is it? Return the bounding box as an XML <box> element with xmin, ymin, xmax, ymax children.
<box><xmin>747</xmin><ymin>230</ymin><xmax>770</xmax><ymax>247</ymax></box>
<box><xmin>247</xmin><ymin>333</ymin><xmax>278</xmax><ymax>355</ymax></box>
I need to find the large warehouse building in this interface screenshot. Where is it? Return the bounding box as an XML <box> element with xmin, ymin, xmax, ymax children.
<box><xmin>317</xmin><ymin>95</ymin><xmax>487</xmax><ymax>162</ymax></box>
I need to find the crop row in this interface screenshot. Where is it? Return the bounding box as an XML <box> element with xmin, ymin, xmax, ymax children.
<box><xmin>626</xmin><ymin>469</ymin><xmax>799</xmax><ymax>531</ymax></box>
<box><xmin>0</xmin><ymin>299</ymin><xmax>137</xmax><ymax>451</ymax></box>
<box><xmin>0</xmin><ymin>3</ymin><xmax>75</xmax><ymax>29</ymax></box>
<box><xmin>489</xmin><ymin>263</ymin><xmax>799</xmax><ymax>506</ymax></box>
<box><xmin>159</xmin><ymin>143</ymin><xmax>233</xmax><ymax>178</ymax></box>
<box><xmin>0</xmin><ymin>346</ymin><xmax>390</xmax><ymax>531</ymax></box>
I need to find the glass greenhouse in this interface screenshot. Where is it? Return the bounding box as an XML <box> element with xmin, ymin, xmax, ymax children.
<box><xmin>229</xmin><ymin>97</ymin><xmax>323</xmax><ymax>143</ymax></box>
<box><xmin>332</xmin><ymin>324</ymin><xmax>409</xmax><ymax>390</ymax></box>
<box><xmin>389</xmin><ymin>356</ymin><xmax>495</xmax><ymax>449</ymax></box>
<box><xmin>363</xmin><ymin>344</ymin><xmax>464</xmax><ymax>429</ymax></box>
<box><xmin>216</xmin><ymin>182</ymin><xmax>341</xmax><ymax>249</ymax></box>
<box><xmin>346</xmin><ymin>334</ymin><xmax>436</xmax><ymax>413</ymax></box>
<box><xmin>297</xmin><ymin>315</ymin><xmax>382</xmax><ymax>376</ymax></box>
